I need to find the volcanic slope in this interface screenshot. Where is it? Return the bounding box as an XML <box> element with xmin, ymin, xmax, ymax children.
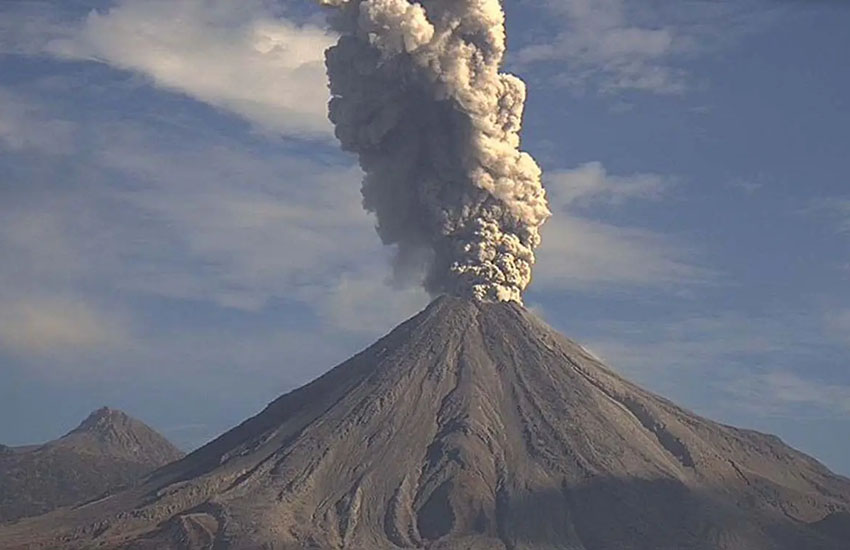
<box><xmin>0</xmin><ymin>407</ymin><xmax>183</xmax><ymax>524</ymax></box>
<box><xmin>1</xmin><ymin>297</ymin><xmax>849</xmax><ymax>549</ymax></box>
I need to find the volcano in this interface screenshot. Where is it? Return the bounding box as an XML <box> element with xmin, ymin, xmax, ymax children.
<box><xmin>1</xmin><ymin>297</ymin><xmax>848</xmax><ymax>549</ymax></box>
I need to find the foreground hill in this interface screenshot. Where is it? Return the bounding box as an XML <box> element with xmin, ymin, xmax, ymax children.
<box><xmin>0</xmin><ymin>407</ymin><xmax>183</xmax><ymax>523</ymax></box>
<box><xmin>0</xmin><ymin>297</ymin><xmax>848</xmax><ymax>549</ymax></box>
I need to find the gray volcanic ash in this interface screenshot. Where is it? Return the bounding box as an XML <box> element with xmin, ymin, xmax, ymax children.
<box><xmin>319</xmin><ymin>0</ymin><xmax>550</xmax><ymax>303</ymax></box>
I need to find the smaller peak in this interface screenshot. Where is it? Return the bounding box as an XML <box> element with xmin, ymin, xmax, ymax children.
<box><xmin>74</xmin><ymin>407</ymin><xmax>132</xmax><ymax>433</ymax></box>
<box><xmin>90</xmin><ymin>406</ymin><xmax>124</xmax><ymax>418</ymax></box>
<box><xmin>57</xmin><ymin>408</ymin><xmax>183</xmax><ymax>461</ymax></box>
<box><xmin>89</xmin><ymin>406</ymin><xmax>129</xmax><ymax>420</ymax></box>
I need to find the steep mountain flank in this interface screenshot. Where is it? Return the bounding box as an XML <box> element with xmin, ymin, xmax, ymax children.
<box><xmin>1</xmin><ymin>298</ymin><xmax>848</xmax><ymax>549</ymax></box>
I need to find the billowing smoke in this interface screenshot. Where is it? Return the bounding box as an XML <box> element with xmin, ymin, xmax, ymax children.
<box><xmin>317</xmin><ymin>0</ymin><xmax>550</xmax><ymax>303</ymax></box>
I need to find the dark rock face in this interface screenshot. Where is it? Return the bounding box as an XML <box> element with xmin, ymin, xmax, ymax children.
<box><xmin>0</xmin><ymin>408</ymin><xmax>183</xmax><ymax>524</ymax></box>
<box><xmin>1</xmin><ymin>297</ymin><xmax>849</xmax><ymax>549</ymax></box>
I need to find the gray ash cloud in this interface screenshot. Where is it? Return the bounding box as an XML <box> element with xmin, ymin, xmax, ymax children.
<box><xmin>318</xmin><ymin>0</ymin><xmax>550</xmax><ymax>303</ymax></box>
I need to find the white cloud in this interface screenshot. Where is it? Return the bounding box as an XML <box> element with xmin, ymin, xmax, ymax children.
<box><xmin>512</xmin><ymin>0</ymin><xmax>776</xmax><ymax>95</ymax></box>
<box><xmin>515</xmin><ymin>0</ymin><xmax>686</xmax><ymax>94</ymax></box>
<box><xmin>533</xmin><ymin>162</ymin><xmax>702</xmax><ymax>291</ymax></box>
<box><xmin>47</xmin><ymin>0</ymin><xmax>335</xmax><ymax>138</ymax></box>
<box><xmin>546</xmin><ymin>161</ymin><xmax>671</xmax><ymax>207</ymax></box>
<box><xmin>309</xmin><ymin>269</ymin><xmax>428</xmax><ymax>337</ymax></box>
<box><xmin>535</xmin><ymin>216</ymin><xmax>702</xmax><ymax>290</ymax></box>
<box><xmin>0</xmin><ymin>297</ymin><xmax>129</xmax><ymax>357</ymax></box>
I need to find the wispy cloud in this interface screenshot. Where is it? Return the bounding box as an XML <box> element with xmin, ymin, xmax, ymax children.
<box><xmin>9</xmin><ymin>134</ymin><xmax>419</xmax><ymax>310</ymax></box>
<box><xmin>512</xmin><ymin>0</ymin><xmax>778</xmax><ymax>95</ymax></box>
<box><xmin>0</xmin><ymin>81</ymin><xmax>426</xmax><ymax>372</ymax></box>
<box><xmin>534</xmin><ymin>162</ymin><xmax>703</xmax><ymax>291</ymax></box>
<box><xmin>546</xmin><ymin>161</ymin><xmax>672</xmax><ymax>206</ymax></box>
<box><xmin>41</xmin><ymin>0</ymin><xmax>335</xmax><ymax>138</ymax></box>
<box><xmin>825</xmin><ymin>309</ymin><xmax>850</xmax><ymax>344</ymax></box>
<box><xmin>809</xmin><ymin>197</ymin><xmax>850</xmax><ymax>233</ymax></box>
<box><xmin>91</xmin><ymin>124</ymin><xmax>426</xmax><ymax>319</ymax></box>
<box><xmin>569</xmin><ymin>309</ymin><xmax>850</xmax><ymax>421</ymax></box>
<box><xmin>0</xmin><ymin>88</ymin><xmax>75</xmax><ymax>153</ymax></box>
<box><xmin>0</xmin><ymin>297</ymin><xmax>130</xmax><ymax>357</ymax></box>
<box><xmin>581</xmin><ymin>314</ymin><xmax>786</xmax><ymax>383</ymax></box>
<box><xmin>726</xmin><ymin>177</ymin><xmax>765</xmax><ymax>195</ymax></box>
<box><xmin>728</xmin><ymin>371</ymin><xmax>850</xmax><ymax>418</ymax></box>
<box><xmin>514</xmin><ymin>0</ymin><xmax>687</xmax><ymax>94</ymax></box>
<box><xmin>0</xmin><ymin>1</ymin><xmax>73</xmax><ymax>56</ymax></box>
<box><xmin>535</xmin><ymin>216</ymin><xmax>703</xmax><ymax>290</ymax></box>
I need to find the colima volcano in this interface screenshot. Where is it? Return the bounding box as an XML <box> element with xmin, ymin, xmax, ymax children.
<box><xmin>1</xmin><ymin>297</ymin><xmax>849</xmax><ymax>549</ymax></box>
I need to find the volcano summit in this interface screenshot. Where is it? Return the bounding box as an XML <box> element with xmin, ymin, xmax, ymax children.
<box><xmin>1</xmin><ymin>297</ymin><xmax>848</xmax><ymax>549</ymax></box>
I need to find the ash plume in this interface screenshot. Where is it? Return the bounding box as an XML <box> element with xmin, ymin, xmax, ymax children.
<box><xmin>317</xmin><ymin>0</ymin><xmax>550</xmax><ymax>303</ymax></box>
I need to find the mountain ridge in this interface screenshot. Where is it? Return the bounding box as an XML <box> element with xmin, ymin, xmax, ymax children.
<box><xmin>0</xmin><ymin>296</ymin><xmax>848</xmax><ymax>549</ymax></box>
<box><xmin>0</xmin><ymin>407</ymin><xmax>183</xmax><ymax>524</ymax></box>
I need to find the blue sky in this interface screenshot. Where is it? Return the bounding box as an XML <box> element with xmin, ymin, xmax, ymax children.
<box><xmin>1</xmin><ymin>0</ymin><xmax>849</xmax><ymax>474</ymax></box>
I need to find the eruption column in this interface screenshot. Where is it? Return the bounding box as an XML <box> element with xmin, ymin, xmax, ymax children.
<box><xmin>318</xmin><ymin>0</ymin><xmax>550</xmax><ymax>303</ymax></box>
